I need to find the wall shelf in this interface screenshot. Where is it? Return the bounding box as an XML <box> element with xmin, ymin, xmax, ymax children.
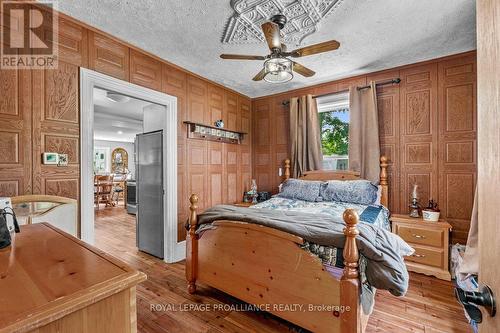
<box><xmin>184</xmin><ymin>121</ymin><xmax>246</xmax><ymax>144</ymax></box>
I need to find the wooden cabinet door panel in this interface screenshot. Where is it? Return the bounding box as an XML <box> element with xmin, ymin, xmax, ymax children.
<box><xmin>0</xmin><ymin>67</ymin><xmax>32</xmax><ymax>196</ymax></box>
<box><xmin>399</xmin><ymin>64</ymin><xmax>438</xmax><ymax>214</ymax></box>
<box><xmin>56</xmin><ymin>18</ymin><xmax>88</xmax><ymax>67</ymax></box>
<box><xmin>238</xmin><ymin>96</ymin><xmax>252</xmax><ymax>146</ymax></box>
<box><xmin>162</xmin><ymin>64</ymin><xmax>188</xmax><ymax>140</ymax></box>
<box><xmin>130</xmin><ymin>50</ymin><xmax>162</xmax><ymax>90</ymax></box>
<box><xmin>225</xmin><ymin>91</ymin><xmax>238</xmax><ymax>131</ymax></box>
<box><xmin>177</xmin><ymin>141</ymin><xmax>187</xmax><ymax>242</ymax></box>
<box><xmin>31</xmin><ymin>62</ymin><xmax>80</xmax><ymax>200</ymax></box>
<box><xmin>238</xmin><ymin>145</ymin><xmax>252</xmax><ymax>199</ymax></box>
<box><xmin>187</xmin><ymin>76</ymin><xmax>208</xmax><ymax>124</ymax></box>
<box><xmin>368</xmin><ymin>70</ymin><xmax>402</xmax><ymax>213</ymax></box>
<box><xmin>41</xmin><ymin>14</ymin><xmax>88</xmax><ymax>67</ymax></box>
<box><xmin>208</xmin><ymin>85</ymin><xmax>224</xmax><ymax>127</ymax></box>
<box><xmin>89</xmin><ymin>31</ymin><xmax>130</xmax><ymax>81</ymax></box>
<box><xmin>252</xmin><ymin>99</ymin><xmax>273</xmax><ymax>192</ymax></box>
<box><xmin>187</xmin><ymin>140</ymin><xmax>207</xmax><ymax>211</ymax></box>
<box><xmin>208</xmin><ymin>142</ymin><xmax>224</xmax><ymax>206</ymax></box>
<box><xmin>162</xmin><ymin>64</ymin><xmax>187</xmax><ymax>96</ymax></box>
<box><xmin>224</xmin><ymin>143</ymin><xmax>238</xmax><ymax>204</ymax></box>
<box><xmin>437</xmin><ymin>55</ymin><xmax>477</xmax><ymax>244</ymax></box>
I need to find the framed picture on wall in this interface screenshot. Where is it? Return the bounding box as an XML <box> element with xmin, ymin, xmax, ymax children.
<box><xmin>94</xmin><ymin>147</ymin><xmax>110</xmax><ymax>174</ymax></box>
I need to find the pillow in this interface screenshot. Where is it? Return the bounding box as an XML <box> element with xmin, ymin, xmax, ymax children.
<box><xmin>375</xmin><ymin>185</ymin><xmax>382</xmax><ymax>206</ymax></box>
<box><xmin>276</xmin><ymin>179</ymin><xmax>323</xmax><ymax>202</ymax></box>
<box><xmin>320</xmin><ymin>180</ymin><xmax>378</xmax><ymax>205</ymax></box>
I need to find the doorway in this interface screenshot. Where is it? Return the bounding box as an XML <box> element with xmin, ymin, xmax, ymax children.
<box><xmin>80</xmin><ymin>68</ymin><xmax>184</xmax><ymax>263</ymax></box>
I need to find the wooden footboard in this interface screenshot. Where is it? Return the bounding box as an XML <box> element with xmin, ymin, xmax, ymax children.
<box><xmin>186</xmin><ymin>195</ymin><xmax>367</xmax><ymax>333</ymax></box>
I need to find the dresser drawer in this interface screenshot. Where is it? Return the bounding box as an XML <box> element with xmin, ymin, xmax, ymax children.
<box><xmin>396</xmin><ymin>224</ymin><xmax>444</xmax><ymax>247</ymax></box>
<box><xmin>405</xmin><ymin>245</ymin><xmax>444</xmax><ymax>268</ymax></box>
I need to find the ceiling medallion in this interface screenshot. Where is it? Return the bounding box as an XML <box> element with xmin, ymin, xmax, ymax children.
<box><xmin>222</xmin><ymin>0</ymin><xmax>343</xmax><ymax>46</ymax></box>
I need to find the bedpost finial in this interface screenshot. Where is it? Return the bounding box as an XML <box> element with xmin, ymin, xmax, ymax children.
<box><xmin>190</xmin><ymin>194</ymin><xmax>199</xmax><ymax>205</ymax></box>
<box><xmin>284</xmin><ymin>159</ymin><xmax>291</xmax><ymax>180</ymax></box>
<box><xmin>342</xmin><ymin>208</ymin><xmax>360</xmax><ymax>280</ymax></box>
<box><xmin>189</xmin><ymin>194</ymin><xmax>199</xmax><ymax>228</ymax></box>
<box><xmin>343</xmin><ymin>208</ymin><xmax>359</xmax><ymax>227</ymax></box>
<box><xmin>379</xmin><ymin>156</ymin><xmax>389</xmax><ymax>199</ymax></box>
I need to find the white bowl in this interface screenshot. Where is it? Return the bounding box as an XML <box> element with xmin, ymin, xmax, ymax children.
<box><xmin>422</xmin><ymin>210</ymin><xmax>440</xmax><ymax>222</ymax></box>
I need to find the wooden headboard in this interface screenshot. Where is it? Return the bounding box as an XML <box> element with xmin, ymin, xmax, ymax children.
<box><xmin>284</xmin><ymin>156</ymin><xmax>389</xmax><ymax>207</ymax></box>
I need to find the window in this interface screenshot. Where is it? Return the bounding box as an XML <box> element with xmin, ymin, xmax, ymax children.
<box><xmin>316</xmin><ymin>92</ymin><xmax>349</xmax><ymax>170</ymax></box>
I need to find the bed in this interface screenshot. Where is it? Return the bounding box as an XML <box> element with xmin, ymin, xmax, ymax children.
<box><xmin>186</xmin><ymin>156</ymin><xmax>396</xmax><ymax>333</ymax></box>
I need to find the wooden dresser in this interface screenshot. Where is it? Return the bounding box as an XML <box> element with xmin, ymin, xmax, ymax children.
<box><xmin>391</xmin><ymin>214</ymin><xmax>452</xmax><ymax>281</ymax></box>
<box><xmin>0</xmin><ymin>223</ymin><xmax>146</xmax><ymax>333</ymax></box>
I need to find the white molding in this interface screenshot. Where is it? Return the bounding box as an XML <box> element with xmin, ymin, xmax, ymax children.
<box><xmin>80</xmin><ymin>68</ymin><xmax>185</xmax><ymax>263</ymax></box>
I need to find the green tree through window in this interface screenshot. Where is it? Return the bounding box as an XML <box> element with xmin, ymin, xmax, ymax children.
<box><xmin>319</xmin><ymin>111</ymin><xmax>349</xmax><ymax>156</ymax></box>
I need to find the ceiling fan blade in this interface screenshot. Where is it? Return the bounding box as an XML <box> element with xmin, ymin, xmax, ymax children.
<box><xmin>292</xmin><ymin>61</ymin><xmax>315</xmax><ymax>77</ymax></box>
<box><xmin>220</xmin><ymin>54</ymin><xmax>266</xmax><ymax>60</ymax></box>
<box><xmin>290</xmin><ymin>40</ymin><xmax>340</xmax><ymax>57</ymax></box>
<box><xmin>261</xmin><ymin>22</ymin><xmax>281</xmax><ymax>51</ymax></box>
<box><xmin>252</xmin><ymin>68</ymin><xmax>267</xmax><ymax>81</ymax></box>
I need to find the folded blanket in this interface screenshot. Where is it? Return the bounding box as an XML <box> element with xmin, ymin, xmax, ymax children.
<box><xmin>196</xmin><ymin>205</ymin><xmax>413</xmax><ymax>296</ymax></box>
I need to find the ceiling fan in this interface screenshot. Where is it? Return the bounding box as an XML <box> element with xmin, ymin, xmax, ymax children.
<box><xmin>220</xmin><ymin>14</ymin><xmax>340</xmax><ymax>83</ymax></box>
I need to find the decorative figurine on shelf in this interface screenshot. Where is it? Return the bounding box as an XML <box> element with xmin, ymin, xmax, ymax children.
<box><xmin>422</xmin><ymin>199</ymin><xmax>441</xmax><ymax>222</ymax></box>
<box><xmin>249</xmin><ymin>179</ymin><xmax>258</xmax><ymax>204</ymax></box>
<box><xmin>409</xmin><ymin>184</ymin><xmax>421</xmax><ymax>218</ymax></box>
<box><xmin>214</xmin><ymin>119</ymin><xmax>224</xmax><ymax>128</ymax></box>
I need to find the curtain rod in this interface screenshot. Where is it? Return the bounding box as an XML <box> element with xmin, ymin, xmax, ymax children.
<box><xmin>281</xmin><ymin>78</ymin><xmax>401</xmax><ymax>106</ymax></box>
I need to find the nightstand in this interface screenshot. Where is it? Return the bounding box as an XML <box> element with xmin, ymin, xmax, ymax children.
<box><xmin>233</xmin><ymin>202</ymin><xmax>255</xmax><ymax>207</ymax></box>
<box><xmin>391</xmin><ymin>214</ymin><xmax>452</xmax><ymax>281</ymax></box>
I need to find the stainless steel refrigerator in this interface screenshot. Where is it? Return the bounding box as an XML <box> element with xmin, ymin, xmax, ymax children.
<box><xmin>136</xmin><ymin>130</ymin><xmax>164</xmax><ymax>258</ymax></box>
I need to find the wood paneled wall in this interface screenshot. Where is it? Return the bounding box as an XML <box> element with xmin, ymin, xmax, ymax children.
<box><xmin>0</xmin><ymin>5</ymin><xmax>252</xmax><ymax>242</ymax></box>
<box><xmin>252</xmin><ymin>52</ymin><xmax>477</xmax><ymax>244</ymax></box>
<box><xmin>0</xmin><ymin>3</ymin><xmax>475</xmax><ymax>244</ymax></box>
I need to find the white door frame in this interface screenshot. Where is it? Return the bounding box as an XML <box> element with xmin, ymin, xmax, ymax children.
<box><xmin>80</xmin><ymin>68</ymin><xmax>185</xmax><ymax>263</ymax></box>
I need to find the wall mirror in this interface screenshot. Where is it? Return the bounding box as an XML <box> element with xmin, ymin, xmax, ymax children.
<box><xmin>111</xmin><ymin>148</ymin><xmax>128</xmax><ymax>173</ymax></box>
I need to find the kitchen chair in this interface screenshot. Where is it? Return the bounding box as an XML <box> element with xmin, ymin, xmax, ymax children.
<box><xmin>112</xmin><ymin>173</ymin><xmax>127</xmax><ymax>206</ymax></box>
<box><xmin>94</xmin><ymin>174</ymin><xmax>114</xmax><ymax>209</ymax></box>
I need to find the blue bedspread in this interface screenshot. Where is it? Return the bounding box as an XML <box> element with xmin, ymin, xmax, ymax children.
<box><xmin>250</xmin><ymin>197</ymin><xmax>390</xmax><ymax>230</ymax></box>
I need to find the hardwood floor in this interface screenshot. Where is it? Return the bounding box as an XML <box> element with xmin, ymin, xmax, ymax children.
<box><xmin>94</xmin><ymin>206</ymin><xmax>472</xmax><ymax>333</ymax></box>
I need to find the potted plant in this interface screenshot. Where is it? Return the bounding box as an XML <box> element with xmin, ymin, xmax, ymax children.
<box><xmin>422</xmin><ymin>199</ymin><xmax>440</xmax><ymax>222</ymax></box>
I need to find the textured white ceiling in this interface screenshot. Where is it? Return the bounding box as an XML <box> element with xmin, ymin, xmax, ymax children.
<box><xmin>93</xmin><ymin>88</ymin><xmax>148</xmax><ymax>142</ymax></box>
<box><xmin>57</xmin><ymin>0</ymin><xmax>476</xmax><ymax>98</ymax></box>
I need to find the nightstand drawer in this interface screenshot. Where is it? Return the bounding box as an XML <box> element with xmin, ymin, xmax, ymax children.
<box><xmin>396</xmin><ymin>225</ymin><xmax>444</xmax><ymax>247</ymax></box>
<box><xmin>405</xmin><ymin>245</ymin><xmax>444</xmax><ymax>268</ymax></box>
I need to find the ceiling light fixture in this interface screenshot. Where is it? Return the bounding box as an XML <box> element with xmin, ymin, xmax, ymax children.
<box><xmin>117</xmin><ymin>130</ymin><xmax>123</xmax><ymax>134</ymax></box>
<box><xmin>106</xmin><ymin>92</ymin><xmax>131</xmax><ymax>103</ymax></box>
<box><xmin>220</xmin><ymin>14</ymin><xmax>340</xmax><ymax>83</ymax></box>
<box><xmin>263</xmin><ymin>57</ymin><xmax>293</xmax><ymax>83</ymax></box>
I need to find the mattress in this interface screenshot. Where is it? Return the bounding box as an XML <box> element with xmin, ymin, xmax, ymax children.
<box><xmin>248</xmin><ymin>197</ymin><xmax>391</xmax><ymax>314</ymax></box>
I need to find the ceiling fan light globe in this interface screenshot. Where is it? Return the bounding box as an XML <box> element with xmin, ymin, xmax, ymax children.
<box><xmin>263</xmin><ymin>58</ymin><xmax>293</xmax><ymax>83</ymax></box>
